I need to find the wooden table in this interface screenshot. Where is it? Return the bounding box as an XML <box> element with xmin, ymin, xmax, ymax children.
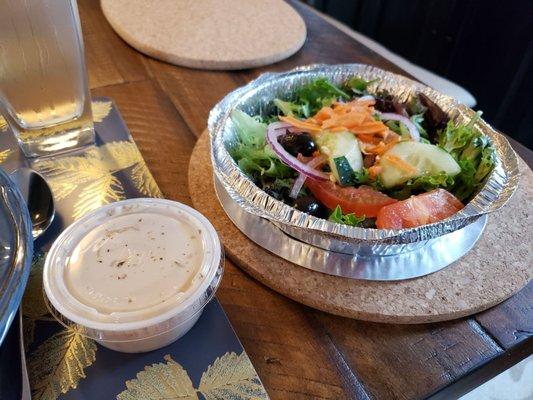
<box><xmin>80</xmin><ymin>1</ymin><xmax>532</xmax><ymax>398</ymax></box>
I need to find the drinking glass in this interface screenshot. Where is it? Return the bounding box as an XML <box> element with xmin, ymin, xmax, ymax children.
<box><xmin>0</xmin><ymin>0</ymin><xmax>94</xmax><ymax>158</ymax></box>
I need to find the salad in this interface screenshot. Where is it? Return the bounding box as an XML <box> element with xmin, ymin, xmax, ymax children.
<box><xmin>229</xmin><ymin>77</ymin><xmax>496</xmax><ymax>229</ymax></box>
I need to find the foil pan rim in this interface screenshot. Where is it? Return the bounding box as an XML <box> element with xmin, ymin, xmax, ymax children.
<box><xmin>208</xmin><ymin>63</ymin><xmax>519</xmax><ymax>244</ymax></box>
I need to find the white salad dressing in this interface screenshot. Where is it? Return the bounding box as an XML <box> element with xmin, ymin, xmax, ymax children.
<box><xmin>65</xmin><ymin>212</ymin><xmax>204</xmax><ymax>314</ymax></box>
<box><xmin>43</xmin><ymin>199</ymin><xmax>223</xmax><ymax>353</ymax></box>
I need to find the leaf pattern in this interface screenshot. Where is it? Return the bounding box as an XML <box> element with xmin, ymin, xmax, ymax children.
<box><xmin>22</xmin><ymin>253</ymin><xmax>49</xmax><ymax>320</ymax></box>
<box><xmin>117</xmin><ymin>353</ymin><xmax>268</xmax><ymax>400</ymax></box>
<box><xmin>198</xmin><ymin>352</ymin><xmax>269</xmax><ymax>400</ymax></box>
<box><xmin>29</xmin><ymin>329</ymin><xmax>97</xmax><ymax>400</ymax></box>
<box><xmin>117</xmin><ymin>355</ymin><xmax>198</xmax><ymax>400</ymax></box>
<box><xmin>0</xmin><ymin>148</ymin><xmax>11</xmax><ymax>163</ymax></box>
<box><xmin>131</xmin><ymin>161</ymin><xmax>163</xmax><ymax>198</ymax></box>
<box><xmin>91</xmin><ymin>101</ymin><xmax>113</xmax><ymax>122</ymax></box>
<box><xmin>98</xmin><ymin>141</ymin><xmax>162</xmax><ymax>197</ymax></box>
<box><xmin>22</xmin><ymin>253</ymin><xmax>50</xmax><ymax>351</ymax></box>
<box><xmin>73</xmin><ymin>173</ymin><xmax>125</xmax><ymax>220</ymax></box>
<box><xmin>33</xmin><ymin>140</ymin><xmax>161</xmax><ymax>220</ymax></box>
<box><xmin>0</xmin><ymin>116</ymin><xmax>7</xmax><ymax>132</ymax></box>
<box><xmin>23</xmin><ymin>317</ymin><xmax>36</xmax><ymax>353</ymax></box>
<box><xmin>35</xmin><ymin>155</ymin><xmax>112</xmax><ymax>201</ymax></box>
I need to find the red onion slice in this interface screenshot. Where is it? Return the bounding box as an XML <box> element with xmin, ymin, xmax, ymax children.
<box><xmin>289</xmin><ymin>155</ymin><xmax>327</xmax><ymax>198</ymax></box>
<box><xmin>379</xmin><ymin>112</ymin><xmax>420</xmax><ymax>142</ymax></box>
<box><xmin>290</xmin><ymin>173</ymin><xmax>307</xmax><ymax>199</ymax></box>
<box><xmin>266</xmin><ymin>123</ymin><xmax>329</xmax><ymax>181</ymax></box>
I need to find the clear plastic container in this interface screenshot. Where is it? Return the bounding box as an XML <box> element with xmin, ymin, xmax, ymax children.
<box><xmin>43</xmin><ymin>198</ymin><xmax>223</xmax><ymax>353</ymax></box>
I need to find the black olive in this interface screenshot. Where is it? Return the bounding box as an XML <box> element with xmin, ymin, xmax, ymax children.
<box><xmin>278</xmin><ymin>133</ymin><xmax>317</xmax><ymax>157</ymax></box>
<box><xmin>264</xmin><ymin>187</ymin><xmax>288</xmax><ymax>202</ymax></box>
<box><xmin>293</xmin><ymin>196</ymin><xmax>329</xmax><ymax>218</ymax></box>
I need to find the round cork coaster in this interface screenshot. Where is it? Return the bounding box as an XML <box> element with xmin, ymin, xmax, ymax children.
<box><xmin>101</xmin><ymin>0</ymin><xmax>307</xmax><ymax>70</ymax></box>
<box><xmin>189</xmin><ymin>132</ymin><xmax>532</xmax><ymax>323</ymax></box>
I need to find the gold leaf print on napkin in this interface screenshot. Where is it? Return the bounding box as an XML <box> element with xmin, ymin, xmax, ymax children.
<box><xmin>97</xmin><ymin>141</ymin><xmax>163</xmax><ymax>198</ymax></box>
<box><xmin>34</xmin><ymin>140</ymin><xmax>161</xmax><ymax>220</ymax></box>
<box><xmin>117</xmin><ymin>352</ymin><xmax>268</xmax><ymax>400</ymax></box>
<box><xmin>117</xmin><ymin>355</ymin><xmax>198</xmax><ymax>400</ymax></box>
<box><xmin>34</xmin><ymin>149</ymin><xmax>125</xmax><ymax>221</ymax></box>
<box><xmin>22</xmin><ymin>253</ymin><xmax>50</xmax><ymax>351</ymax></box>
<box><xmin>29</xmin><ymin>329</ymin><xmax>97</xmax><ymax>400</ymax></box>
<box><xmin>22</xmin><ymin>253</ymin><xmax>49</xmax><ymax>320</ymax></box>
<box><xmin>198</xmin><ymin>352</ymin><xmax>269</xmax><ymax>400</ymax></box>
<box><xmin>91</xmin><ymin>101</ymin><xmax>113</xmax><ymax>122</ymax></box>
<box><xmin>0</xmin><ymin>116</ymin><xmax>7</xmax><ymax>132</ymax></box>
<box><xmin>72</xmin><ymin>173</ymin><xmax>124</xmax><ymax>220</ymax></box>
<box><xmin>0</xmin><ymin>149</ymin><xmax>12</xmax><ymax>163</ymax></box>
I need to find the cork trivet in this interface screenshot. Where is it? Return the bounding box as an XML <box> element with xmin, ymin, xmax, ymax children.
<box><xmin>189</xmin><ymin>132</ymin><xmax>532</xmax><ymax>323</ymax></box>
<box><xmin>101</xmin><ymin>0</ymin><xmax>307</xmax><ymax>70</ymax></box>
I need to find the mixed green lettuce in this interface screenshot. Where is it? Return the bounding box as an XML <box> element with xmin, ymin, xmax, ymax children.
<box><xmin>230</xmin><ymin>110</ymin><xmax>294</xmax><ymax>182</ymax></box>
<box><xmin>328</xmin><ymin>205</ymin><xmax>365</xmax><ymax>226</ymax></box>
<box><xmin>438</xmin><ymin>113</ymin><xmax>496</xmax><ymax>200</ymax></box>
<box><xmin>273</xmin><ymin>77</ymin><xmax>377</xmax><ymax>119</ymax></box>
<box><xmin>388</xmin><ymin>172</ymin><xmax>455</xmax><ymax>200</ymax></box>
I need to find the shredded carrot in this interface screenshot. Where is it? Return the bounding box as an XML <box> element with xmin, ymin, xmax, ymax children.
<box><xmin>278</xmin><ymin>116</ymin><xmax>322</xmax><ymax>133</ymax></box>
<box><xmin>357</xmin><ymin>134</ymin><xmax>382</xmax><ymax>144</ymax></box>
<box><xmin>330</xmin><ymin>126</ymin><xmax>348</xmax><ymax>133</ymax></box>
<box><xmin>279</xmin><ymin>97</ymin><xmax>389</xmax><ymax>138</ymax></box>
<box><xmin>368</xmin><ymin>165</ymin><xmax>382</xmax><ymax>179</ymax></box>
<box><xmin>382</xmin><ymin>154</ymin><xmax>417</xmax><ymax>174</ymax></box>
<box><xmin>314</xmin><ymin>107</ymin><xmax>334</xmax><ymax>122</ymax></box>
<box><xmin>365</xmin><ymin>134</ymin><xmax>400</xmax><ymax>155</ymax></box>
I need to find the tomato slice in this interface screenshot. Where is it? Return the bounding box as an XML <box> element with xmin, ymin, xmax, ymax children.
<box><xmin>376</xmin><ymin>189</ymin><xmax>464</xmax><ymax>229</ymax></box>
<box><xmin>305</xmin><ymin>179</ymin><xmax>397</xmax><ymax>217</ymax></box>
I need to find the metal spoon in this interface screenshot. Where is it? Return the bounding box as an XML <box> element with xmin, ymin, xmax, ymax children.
<box><xmin>10</xmin><ymin>168</ymin><xmax>55</xmax><ymax>239</ymax></box>
<box><xmin>8</xmin><ymin>168</ymin><xmax>54</xmax><ymax>400</ymax></box>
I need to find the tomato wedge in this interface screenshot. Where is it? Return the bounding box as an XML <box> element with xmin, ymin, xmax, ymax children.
<box><xmin>376</xmin><ymin>189</ymin><xmax>464</xmax><ymax>229</ymax></box>
<box><xmin>305</xmin><ymin>179</ymin><xmax>397</xmax><ymax>217</ymax></box>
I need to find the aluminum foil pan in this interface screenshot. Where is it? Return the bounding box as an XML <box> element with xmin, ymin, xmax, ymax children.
<box><xmin>209</xmin><ymin>64</ymin><xmax>519</xmax><ymax>253</ymax></box>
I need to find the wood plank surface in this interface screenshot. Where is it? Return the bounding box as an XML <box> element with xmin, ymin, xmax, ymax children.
<box><xmin>79</xmin><ymin>0</ymin><xmax>533</xmax><ymax>398</ymax></box>
<box><xmin>79</xmin><ymin>0</ymin><xmax>149</xmax><ymax>88</ymax></box>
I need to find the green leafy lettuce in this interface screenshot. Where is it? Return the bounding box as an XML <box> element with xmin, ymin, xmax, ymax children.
<box><xmin>389</xmin><ymin>172</ymin><xmax>456</xmax><ymax>200</ymax></box>
<box><xmin>230</xmin><ymin>110</ymin><xmax>294</xmax><ymax>182</ymax></box>
<box><xmin>385</xmin><ymin>120</ymin><xmax>410</xmax><ymax>137</ymax></box>
<box><xmin>274</xmin><ymin>78</ymin><xmax>350</xmax><ymax>118</ymax></box>
<box><xmin>353</xmin><ymin>168</ymin><xmax>369</xmax><ymax>185</ymax></box>
<box><xmin>438</xmin><ymin>112</ymin><xmax>496</xmax><ymax>201</ymax></box>
<box><xmin>328</xmin><ymin>205</ymin><xmax>365</xmax><ymax>226</ymax></box>
<box><xmin>343</xmin><ymin>77</ymin><xmax>379</xmax><ymax>95</ymax></box>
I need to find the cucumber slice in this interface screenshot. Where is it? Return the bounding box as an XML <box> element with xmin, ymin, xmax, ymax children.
<box><xmin>379</xmin><ymin>141</ymin><xmax>460</xmax><ymax>188</ymax></box>
<box><xmin>315</xmin><ymin>131</ymin><xmax>363</xmax><ymax>185</ymax></box>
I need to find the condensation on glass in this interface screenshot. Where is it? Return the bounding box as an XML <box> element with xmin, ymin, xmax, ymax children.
<box><xmin>0</xmin><ymin>0</ymin><xmax>94</xmax><ymax>158</ymax></box>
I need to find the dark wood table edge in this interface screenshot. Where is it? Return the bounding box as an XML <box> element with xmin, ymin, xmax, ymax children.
<box><xmin>428</xmin><ymin>336</ymin><xmax>532</xmax><ymax>399</ymax></box>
